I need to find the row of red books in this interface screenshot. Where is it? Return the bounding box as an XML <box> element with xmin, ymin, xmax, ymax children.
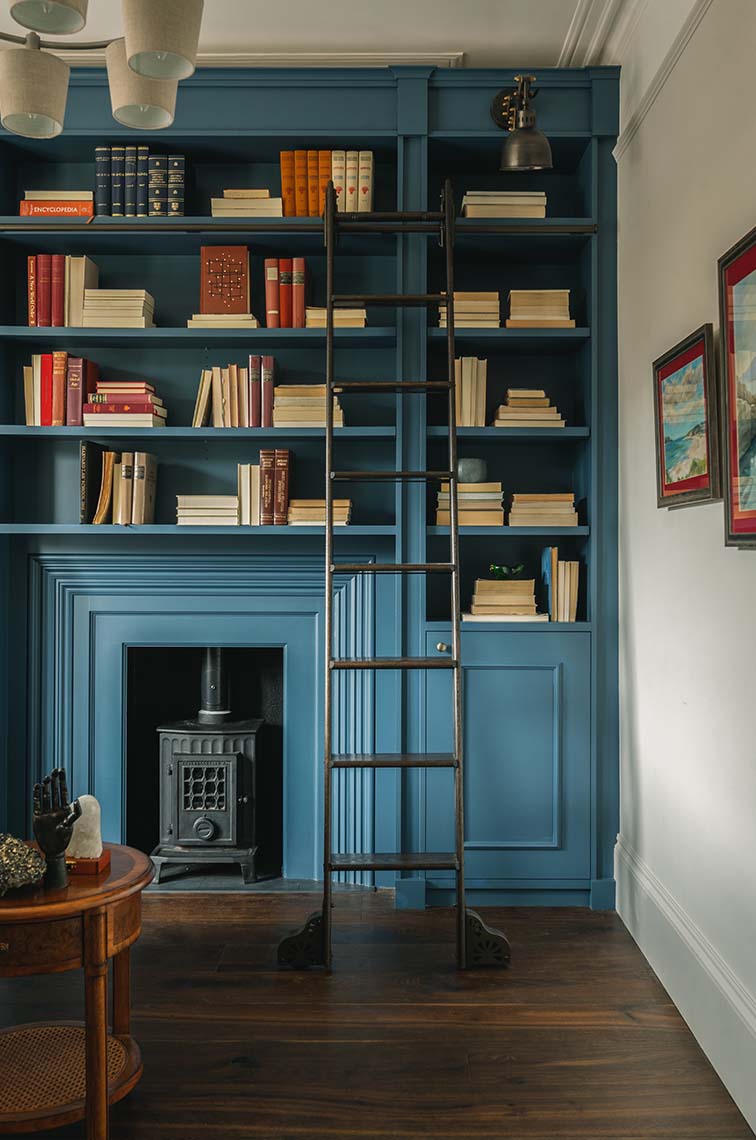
<box><xmin>263</xmin><ymin>258</ymin><xmax>308</xmax><ymax>328</ymax></box>
<box><xmin>23</xmin><ymin>352</ymin><xmax>98</xmax><ymax>426</ymax></box>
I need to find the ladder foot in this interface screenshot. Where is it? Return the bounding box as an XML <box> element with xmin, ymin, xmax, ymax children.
<box><xmin>464</xmin><ymin>908</ymin><xmax>511</xmax><ymax>969</ymax></box>
<box><xmin>277</xmin><ymin>911</ymin><xmax>327</xmax><ymax>969</ymax></box>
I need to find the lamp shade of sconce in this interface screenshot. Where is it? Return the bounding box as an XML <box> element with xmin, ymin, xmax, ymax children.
<box><xmin>123</xmin><ymin>0</ymin><xmax>204</xmax><ymax>80</ymax></box>
<box><xmin>106</xmin><ymin>37</ymin><xmax>177</xmax><ymax>130</ymax></box>
<box><xmin>0</xmin><ymin>35</ymin><xmax>69</xmax><ymax>137</ymax></box>
<box><xmin>500</xmin><ymin>127</ymin><xmax>553</xmax><ymax>172</ymax></box>
<box><xmin>9</xmin><ymin>0</ymin><xmax>87</xmax><ymax>34</ymax></box>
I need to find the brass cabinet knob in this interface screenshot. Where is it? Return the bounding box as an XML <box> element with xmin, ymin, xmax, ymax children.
<box><xmin>436</xmin><ymin>642</ymin><xmax>449</xmax><ymax>652</ymax></box>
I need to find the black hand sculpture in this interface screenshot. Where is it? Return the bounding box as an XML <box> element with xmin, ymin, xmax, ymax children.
<box><xmin>32</xmin><ymin>768</ymin><xmax>81</xmax><ymax>890</ymax></box>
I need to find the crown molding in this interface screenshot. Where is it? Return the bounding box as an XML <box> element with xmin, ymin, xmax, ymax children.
<box><xmin>613</xmin><ymin>0</ymin><xmax>714</xmax><ymax>161</ymax></box>
<box><xmin>53</xmin><ymin>49</ymin><xmax>466</xmax><ymax>69</ymax></box>
<box><xmin>557</xmin><ymin>0</ymin><xmax>629</xmax><ymax>67</ymax></box>
<box><xmin>601</xmin><ymin>0</ymin><xmax>649</xmax><ymax>62</ymax></box>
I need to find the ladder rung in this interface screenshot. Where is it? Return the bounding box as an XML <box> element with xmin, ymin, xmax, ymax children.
<box><xmin>332</xmin><ymin>381</ymin><xmax>452</xmax><ymax>393</ymax></box>
<box><xmin>329</xmin><ymin>852</ymin><xmax>458</xmax><ymax>871</ymax></box>
<box><xmin>331</xmin><ymin>470</ymin><xmax>453</xmax><ymax>482</ymax></box>
<box><xmin>330</xmin><ymin>657</ymin><xmax>456</xmax><ymax>670</ymax></box>
<box><xmin>331</xmin><ymin>753</ymin><xmax>457</xmax><ymax>768</ymax></box>
<box><xmin>332</xmin><ymin>293</ymin><xmax>445</xmax><ymax>307</ymax></box>
<box><xmin>336</xmin><ymin>210</ymin><xmax>443</xmax><ymax>223</ymax></box>
<box><xmin>332</xmin><ymin>562</ymin><xmax>456</xmax><ymax>574</ymax></box>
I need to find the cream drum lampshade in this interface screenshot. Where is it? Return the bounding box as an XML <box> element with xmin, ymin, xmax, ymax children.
<box><xmin>106</xmin><ymin>38</ymin><xmax>177</xmax><ymax>130</ymax></box>
<box><xmin>0</xmin><ymin>38</ymin><xmax>69</xmax><ymax>137</ymax></box>
<box><xmin>9</xmin><ymin>0</ymin><xmax>87</xmax><ymax>34</ymax></box>
<box><xmin>123</xmin><ymin>0</ymin><xmax>203</xmax><ymax>80</ymax></box>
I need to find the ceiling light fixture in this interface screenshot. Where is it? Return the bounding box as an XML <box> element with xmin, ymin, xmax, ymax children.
<box><xmin>490</xmin><ymin>75</ymin><xmax>553</xmax><ymax>172</ymax></box>
<box><xmin>0</xmin><ymin>0</ymin><xmax>203</xmax><ymax>137</ymax></box>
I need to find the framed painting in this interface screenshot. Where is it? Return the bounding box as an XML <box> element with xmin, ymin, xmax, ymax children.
<box><xmin>652</xmin><ymin>323</ymin><xmax>720</xmax><ymax>509</ymax></box>
<box><xmin>719</xmin><ymin>225</ymin><xmax>756</xmax><ymax>547</ymax></box>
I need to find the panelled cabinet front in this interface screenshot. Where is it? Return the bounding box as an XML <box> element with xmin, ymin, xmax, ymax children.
<box><xmin>423</xmin><ymin>631</ymin><xmax>591</xmax><ymax>889</ymax></box>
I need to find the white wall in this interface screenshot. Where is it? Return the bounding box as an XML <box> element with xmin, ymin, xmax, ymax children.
<box><xmin>616</xmin><ymin>0</ymin><xmax>756</xmax><ymax>1130</ymax></box>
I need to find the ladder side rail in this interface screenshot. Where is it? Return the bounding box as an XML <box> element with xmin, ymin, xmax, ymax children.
<box><xmin>323</xmin><ymin>180</ymin><xmax>337</xmax><ymax>969</ymax></box>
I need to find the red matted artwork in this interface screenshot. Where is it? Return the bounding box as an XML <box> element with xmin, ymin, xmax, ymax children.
<box><xmin>652</xmin><ymin>323</ymin><xmax>720</xmax><ymax>509</ymax></box>
<box><xmin>719</xmin><ymin>226</ymin><xmax>756</xmax><ymax>546</ymax></box>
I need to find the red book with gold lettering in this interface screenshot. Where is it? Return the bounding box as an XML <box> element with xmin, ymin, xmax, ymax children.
<box><xmin>199</xmin><ymin>245</ymin><xmax>250</xmax><ymax>314</ymax></box>
<box><xmin>51</xmin><ymin>254</ymin><xmax>65</xmax><ymax>327</ymax></box>
<box><xmin>261</xmin><ymin>355</ymin><xmax>275</xmax><ymax>427</ymax></box>
<box><xmin>259</xmin><ymin>448</ymin><xmax>275</xmax><ymax>525</ymax></box>
<box><xmin>278</xmin><ymin>258</ymin><xmax>293</xmax><ymax>328</ymax></box>
<box><xmin>36</xmin><ymin>253</ymin><xmax>52</xmax><ymax>327</ymax></box>
<box><xmin>51</xmin><ymin>350</ymin><xmax>68</xmax><ymax>426</ymax></box>
<box><xmin>273</xmin><ymin>449</ymin><xmax>291</xmax><ymax>525</ymax></box>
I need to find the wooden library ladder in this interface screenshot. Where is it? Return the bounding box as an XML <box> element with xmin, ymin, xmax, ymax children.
<box><xmin>278</xmin><ymin>179</ymin><xmax>511</xmax><ymax>970</ymax></box>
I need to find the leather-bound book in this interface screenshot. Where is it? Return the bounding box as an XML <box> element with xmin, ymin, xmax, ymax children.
<box><xmin>280</xmin><ymin>150</ymin><xmax>296</xmax><ymax>217</ymax></box>
<box><xmin>292</xmin><ymin>257</ymin><xmax>307</xmax><ymax>328</ymax></box>
<box><xmin>27</xmin><ymin>254</ymin><xmax>37</xmax><ymax>326</ymax></box>
<box><xmin>111</xmin><ymin>145</ymin><xmax>125</xmax><ymax>216</ymax></box>
<box><xmin>51</xmin><ymin>254</ymin><xmax>65</xmax><ymax>326</ymax></box>
<box><xmin>39</xmin><ymin>353</ymin><xmax>53</xmax><ymax>426</ymax></box>
<box><xmin>259</xmin><ymin>448</ymin><xmax>275</xmax><ymax>525</ymax></box>
<box><xmin>317</xmin><ymin>151</ymin><xmax>331</xmax><ymax>215</ymax></box>
<box><xmin>293</xmin><ymin>150</ymin><xmax>308</xmax><ymax>216</ymax></box>
<box><xmin>307</xmin><ymin>150</ymin><xmax>319</xmax><ymax>216</ymax></box>
<box><xmin>200</xmin><ymin>245</ymin><xmax>250</xmax><ymax>314</ymax></box>
<box><xmin>279</xmin><ymin>258</ymin><xmax>293</xmax><ymax>327</ymax></box>
<box><xmin>273</xmin><ymin>449</ymin><xmax>291</xmax><ymax>525</ymax></box>
<box><xmin>264</xmin><ymin>257</ymin><xmax>280</xmax><ymax>327</ymax></box>
<box><xmin>248</xmin><ymin>355</ymin><xmax>262</xmax><ymax>427</ymax></box>
<box><xmin>36</xmin><ymin>253</ymin><xmax>52</xmax><ymax>326</ymax></box>
<box><xmin>95</xmin><ymin>145</ymin><xmax>110</xmax><ymax>216</ymax></box>
<box><xmin>51</xmin><ymin>351</ymin><xmax>68</xmax><ymax>426</ymax></box>
<box><xmin>79</xmin><ymin>441</ymin><xmax>106</xmax><ymax>523</ymax></box>
<box><xmin>261</xmin><ymin>355</ymin><xmax>275</xmax><ymax>427</ymax></box>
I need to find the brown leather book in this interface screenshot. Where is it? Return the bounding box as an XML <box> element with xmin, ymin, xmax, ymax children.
<box><xmin>273</xmin><ymin>449</ymin><xmax>291</xmax><ymax>525</ymax></box>
<box><xmin>307</xmin><ymin>150</ymin><xmax>319</xmax><ymax>216</ymax></box>
<box><xmin>51</xmin><ymin>351</ymin><xmax>68</xmax><ymax>426</ymax></box>
<box><xmin>293</xmin><ymin>150</ymin><xmax>308</xmax><ymax>216</ymax></box>
<box><xmin>199</xmin><ymin>245</ymin><xmax>250</xmax><ymax>314</ymax></box>
<box><xmin>261</xmin><ymin>355</ymin><xmax>275</xmax><ymax>427</ymax></box>
<box><xmin>260</xmin><ymin>449</ymin><xmax>275</xmax><ymax>525</ymax></box>
<box><xmin>280</xmin><ymin>150</ymin><xmax>296</xmax><ymax>217</ymax></box>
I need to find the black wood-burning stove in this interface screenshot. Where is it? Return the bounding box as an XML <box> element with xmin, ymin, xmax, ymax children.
<box><xmin>151</xmin><ymin>648</ymin><xmax>263</xmax><ymax>883</ymax></box>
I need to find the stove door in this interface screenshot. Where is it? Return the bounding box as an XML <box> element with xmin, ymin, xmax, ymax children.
<box><xmin>175</xmin><ymin>753</ymin><xmax>238</xmax><ymax>846</ymax></box>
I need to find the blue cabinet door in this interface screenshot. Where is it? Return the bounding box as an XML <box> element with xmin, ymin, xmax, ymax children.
<box><xmin>424</xmin><ymin>630</ymin><xmax>591</xmax><ymax>882</ymax></box>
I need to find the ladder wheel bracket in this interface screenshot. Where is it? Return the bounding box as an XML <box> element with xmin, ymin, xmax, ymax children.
<box><xmin>277</xmin><ymin>911</ymin><xmax>326</xmax><ymax>969</ymax></box>
<box><xmin>464</xmin><ymin>908</ymin><xmax>511</xmax><ymax>969</ymax></box>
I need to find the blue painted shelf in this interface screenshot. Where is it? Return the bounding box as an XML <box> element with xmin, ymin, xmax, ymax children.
<box><xmin>0</xmin><ymin>426</ymin><xmax>396</xmax><ymax>439</ymax></box>
<box><xmin>0</xmin><ymin>327</ymin><xmax>396</xmax><ymax>348</ymax></box>
<box><xmin>427</xmin><ymin>427</ymin><xmax>589</xmax><ymax>440</ymax></box>
<box><xmin>428</xmin><ymin>526</ymin><xmax>591</xmax><ymax>537</ymax></box>
<box><xmin>0</xmin><ymin>524</ymin><xmax>397</xmax><ymax>536</ymax></box>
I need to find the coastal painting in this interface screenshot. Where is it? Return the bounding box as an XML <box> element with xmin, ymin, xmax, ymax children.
<box><xmin>653</xmin><ymin>324</ymin><xmax>720</xmax><ymax>509</ymax></box>
<box><xmin>719</xmin><ymin>226</ymin><xmax>756</xmax><ymax>546</ymax></box>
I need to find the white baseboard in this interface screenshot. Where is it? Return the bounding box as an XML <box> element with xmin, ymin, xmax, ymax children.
<box><xmin>616</xmin><ymin>836</ymin><xmax>756</xmax><ymax>1133</ymax></box>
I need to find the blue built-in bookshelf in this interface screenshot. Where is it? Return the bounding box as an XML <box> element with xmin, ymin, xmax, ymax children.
<box><xmin>0</xmin><ymin>66</ymin><xmax>619</xmax><ymax>910</ymax></box>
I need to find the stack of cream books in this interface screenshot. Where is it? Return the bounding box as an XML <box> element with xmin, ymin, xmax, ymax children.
<box><xmin>273</xmin><ymin>384</ymin><xmax>344</xmax><ymax>428</ymax></box>
<box><xmin>176</xmin><ymin>494</ymin><xmax>238</xmax><ymax>526</ymax></box>
<box><xmin>508</xmin><ymin>493</ymin><xmax>578</xmax><ymax>527</ymax></box>
<box><xmin>439</xmin><ymin>292</ymin><xmax>499</xmax><ymax>328</ymax></box>
<box><xmin>187</xmin><ymin>312</ymin><xmax>259</xmax><ymax>329</ymax></box>
<box><xmin>493</xmin><ymin>387</ymin><xmax>565</xmax><ymax>428</ymax></box>
<box><xmin>461</xmin><ymin>190</ymin><xmax>546</xmax><ymax>218</ymax></box>
<box><xmin>305</xmin><ymin>307</ymin><xmax>366</xmax><ymax>328</ymax></box>
<box><xmin>287</xmin><ymin>499</ymin><xmax>352</xmax><ymax>526</ymax></box>
<box><xmin>436</xmin><ymin>481</ymin><xmax>504</xmax><ymax>526</ymax></box>
<box><xmin>507</xmin><ymin>289</ymin><xmax>575</xmax><ymax>328</ymax></box>
<box><xmin>82</xmin><ymin>289</ymin><xmax>154</xmax><ymax>328</ymax></box>
<box><xmin>463</xmin><ymin>577</ymin><xmax>548</xmax><ymax>622</ymax></box>
<box><xmin>237</xmin><ymin>463</ymin><xmax>261</xmax><ymax>525</ymax></box>
<box><xmin>454</xmin><ymin>357</ymin><xmax>487</xmax><ymax>426</ymax></box>
<box><xmin>210</xmin><ymin>189</ymin><xmax>283</xmax><ymax>217</ymax></box>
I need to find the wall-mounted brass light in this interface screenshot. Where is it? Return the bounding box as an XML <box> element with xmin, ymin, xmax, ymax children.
<box><xmin>490</xmin><ymin>75</ymin><xmax>553</xmax><ymax>172</ymax></box>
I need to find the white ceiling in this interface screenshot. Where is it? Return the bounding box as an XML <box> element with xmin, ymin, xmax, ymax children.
<box><xmin>0</xmin><ymin>0</ymin><xmax>638</xmax><ymax>68</ymax></box>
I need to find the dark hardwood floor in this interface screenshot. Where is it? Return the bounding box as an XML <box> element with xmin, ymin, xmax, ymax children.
<box><xmin>1</xmin><ymin>892</ymin><xmax>752</xmax><ymax>1139</ymax></box>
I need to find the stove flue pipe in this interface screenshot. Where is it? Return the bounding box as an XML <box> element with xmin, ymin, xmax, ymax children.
<box><xmin>198</xmin><ymin>647</ymin><xmax>231</xmax><ymax>725</ymax></box>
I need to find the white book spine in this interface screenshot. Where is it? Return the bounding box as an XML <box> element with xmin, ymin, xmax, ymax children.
<box><xmin>357</xmin><ymin>150</ymin><xmax>374</xmax><ymax>212</ymax></box>
<box><xmin>331</xmin><ymin>150</ymin><xmax>346</xmax><ymax>212</ymax></box>
<box><xmin>344</xmin><ymin>151</ymin><xmax>359</xmax><ymax>213</ymax></box>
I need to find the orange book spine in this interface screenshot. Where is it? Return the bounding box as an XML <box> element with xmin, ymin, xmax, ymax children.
<box><xmin>293</xmin><ymin>150</ymin><xmax>308</xmax><ymax>216</ymax></box>
<box><xmin>279</xmin><ymin>150</ymin><xmax>296</xmax><ymax>217</ymax></box>
<box><xmin>317</xmin><ymin>150</ymin><xmax>331</xmax><ymax>216</ymax></box>
<box><xmin>306</xmin><ymin>150</ymin><xmax>319</xmax><ymax>216</ymax></box>
<box><xmin>19</xmin><ymin>200</ymin><xmax>94</xmax><ymax>217</ymax></box>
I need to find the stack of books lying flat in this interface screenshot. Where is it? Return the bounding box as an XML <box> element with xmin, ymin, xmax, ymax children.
<box><xmin>187</xmin><ymin>312</ymin><xmax>259</xmax><ymax>329</ymax></box>
<box><xmin>83</xmin><ymin>379</ymin><xmax>166</xmax><ymax>428</ymax></box>
<box><xmin>82</xmin><ymin>289</ymin><xmax>154</xmax><ymax>328</ymax></box>
<box><xmin>507</xmin><ymin>289</ymin><xmax>575</xmax><ymax>329</ymax></box>
<box><xmin>461</xmin><ymin>190</ymin><xmax>546</xmax><ymax>219</ymax></box>
<box><xmin>436</xmin><ymin>481</ymin><xmax>504</xmax><ymax>526</ymax></box>
<box><xmin>21</xmin><ymin>190</ymin><xmax>93</xmax><ymax>218</ymax></box>
<box><xmin>237</xmin><ymin>463</ymin><xmax>261</xmax><ymax>525</ymax></box>
<box><xmin>305</xmin><ymin>308</ymin><xmax>366</xmax><ymax>328</ymax></box>
<box><xmin>176</xmin><ymin>495</ymin><xmax>239</xmax><ymax>526</ymax></box>
<box><xmin>508</xmin><ymin>493</ymin><xmax>578</xmax><ymax>527</ymax></box>
<box><xmin>462</xmin><ymin>577</ymin><xmax>548</xmax><ymax>623</ymax></box>
<box><xmin>210</xmin><ymin>189</ymin><xmax>283</xmax><ymax>217</ymax></box>
<box><xmin>454</xmin><ymin>357</ymin><xmax>487</xmax><ymax>426</ymax></box>
<box><xmin>541</xmin><ymin>546</ymin><xmax>580</xmax><ymax>622</ymax></box>
<box><xmin>439</xmin><ymin>292</ymin><xmax>500</xmax><ymax>328</ymax></box>
<box><xmin>493</xmin><ymin>387</ymin><xmax>565</xmax><ymax>428</ymax></box>
<box><xmin>273</xmin><ymin>384</ymin><xmax>344</xmax><ymax>428</ymax></box>
<box><xmin>287</xmin><ymin>499</ymin><xmax>352</xmax><ymax>526</ymax></box>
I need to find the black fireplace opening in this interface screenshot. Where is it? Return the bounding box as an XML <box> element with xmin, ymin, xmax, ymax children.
<box><xmin>126</xmin><ymin>646</ymin><xmax>283</xmax><ymax>884</ymax></box>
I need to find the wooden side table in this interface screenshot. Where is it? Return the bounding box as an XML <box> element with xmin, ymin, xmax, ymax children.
<box><xmin>0</xmin><ymin>844</ymin><xmax>153</xmax><ymax>1138</ymax></box>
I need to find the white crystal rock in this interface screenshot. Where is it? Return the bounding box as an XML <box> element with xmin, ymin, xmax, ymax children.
<box><xmin>66</xmin><ymin>794</ymin><xmax>103</xmax><ymax>859</ymax></box>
